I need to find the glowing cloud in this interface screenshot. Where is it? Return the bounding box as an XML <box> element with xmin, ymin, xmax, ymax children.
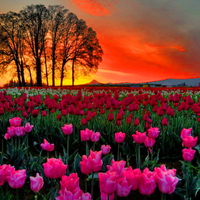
<box><xmin>71</xmin><ymin>0</ymin><xmax>118</xmax><ymax>16</ymax></box>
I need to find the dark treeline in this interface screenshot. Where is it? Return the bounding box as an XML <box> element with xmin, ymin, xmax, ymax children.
<box><xmin>0</xmin><ymin>4</ymin><xmax>103</xmax><ymax>86</ymax></box>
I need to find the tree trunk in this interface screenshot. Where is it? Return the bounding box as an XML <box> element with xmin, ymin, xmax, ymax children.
<box><xmin>36</xmin><ymin>57</ymin><xmax>42</xmax><ymax>86</ymax></box>
<box><xmin>60</xmin><ymin>59</ymin><xmax>66</xmax><ymax>86</ymax></box>
<box><xmin>44</xmin><ymin>48</ymin><xmax>49</xmax><ymax>86</ymax></box>
<box><xmin>20</xmin><ymin>64</ymin><xmax>26</xmax><ymax>87</ymax></box>
<box><xmin>72</xmin><ymin>59</ymin><xmax>75</xmax><ymax>86</ymax></box>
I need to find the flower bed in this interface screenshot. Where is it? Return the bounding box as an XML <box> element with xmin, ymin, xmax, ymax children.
<box><xmin>0</xmin><ymin>87</ymin><xmax>200</xmax><ymax>200</ymax></box>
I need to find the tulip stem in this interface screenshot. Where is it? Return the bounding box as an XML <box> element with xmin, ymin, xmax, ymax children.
<box><xmin>67</xmin><ymin>135</ymin><xmax>70</xmax><ymax>164</ymax></box>
<box><xmin>86</xmin><ymin>141</ymin><xmax>89</xmax><ymax>156</ymax></box>
<box><xmin>108</xmin><ymin>194</ymin><xmax>110</xmax><ymax>200</ymax></box>
<box><xmin>85</xmin><ymin>176</ymin><xmax>87</xmax><ymax>193</ymax></box>
<box><xmin>34</xmin><ymin>195</ymin><xmax>38</xmax><ymax>200</ymax></box>
<box><xmin>92</xmin><ymin>142</ymin><xmax>95</xmax><ymax>151</ymax></box>
<box><xmin>136</xmin><ymin>143</ymin><xmax>141</xmax><ymax>168</ymax></box>
<box><xmin>91</xmin><ymin>172</ymin><xmax>94</xmax><ymax>198</ymax></box>
<box><xmin>161</xmin><ymin>193</ymin><xmax>166</xmax><ymax>200</ymax></box>
<box><xmin>117</xmin><ymin>143</ymin><xmax>120</xmax><ymax>161</ymax></box>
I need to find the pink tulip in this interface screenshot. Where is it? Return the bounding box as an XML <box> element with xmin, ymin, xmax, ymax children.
<box><xmin>107</xmin><ymin>160</ymin><xmax>126</xmax><ymax>176</ymax></box>
<box><xmin>7</xmin><ymin>127</ymin><xmax>16</xmax><ymax>137</ymax></box>
<box><xmin>30</xmin><ymin>173</ymin><xmax>44</xmax><ymax>192</ymax></box>
<box><xmin>40</xmin><ymin>139</ymin><xmax>54</xmax><ymax>151</ymax></box>
<box><xmin>132</xmin><ymin>131</ymin><xmax>146</xmax><ymax>144</ymax></box>
<box><xmin>61</xmin><ymin>124</ymin><xmax>73</xmax><ymax>135</ymax></box>
<box><xmin>115</xmin><ymin>132</ymin><xmax>126</xmax><ymax>143</ymax></box>
<box><xmin>43</xmin><ymin>158</ymin><xmax>68</xmax><ymax>179</ymax></box>
<box><xmin>56</xmin><ymin>188</ymin><xmax>83</xmax><ymax>200</ymax></box>
<box><xmin>4</xmin><ymin>133</ymin><xmax>11</xmax><ymax>140</ymax></box>
<box><xmin>101</xmin><ymin>145</ymin><xmax>111</xmax><ymax>155</ymax></box>
<box><xmin>99</xmin><ymin>171</ymin><xmax>118</xmax><ymax>195</ymax></box>
<box><xmin>144</xmin><ymin>137</ymin><xmax>156</xmax><ymax>148</ymax></box>
<box><xmin>14</xmin><ymin>127</ymin><xmax>26</xmax><ymax>137</ymax></box>
<box><xmin>7</xmin><ymin>169</ymin><xmax>26</xmax><ymax>189</ymax></box>
<box><xmin>182</xmin><ymin>136</ymin><xmax>198</xmax><ymax>148</ymax></box>
<box><xmin>101</xmin><ymin>192</ymin><xmax>115</xmax><ymax>200</ymax></box>
<box><xmin>154</xmin><ymin>165</ymin><xmax>179</xmax><ymax>194</ymax></box>
<box><xmin>180</xmin><ymin>128</ymin><xmax>193</xmax><ymax>139</ymax></box>
<box><xmin>9</xmin><ymin>117</ymin><xmax>22</xmax><ymax>127</ymax></box>
<box><xmin>148</xmin><ymin>127</ymin><xmax>160</xmax><ymax>138</ymax></box>
<box><xmin>91</xmin><ymin>131</ymin><xmax>101</xmax><ymax>142</ymax></box>
<box><xmin>80</xmin><ymin>128</ymin><xmax>93</xmax><ymax>141</ymax></box>
<box><xmin>60</xmin><ymin>173</ymin><xmax>80</xmax><ymax>194</ymax></box>
<box><xmin>0</xmin><ymin>165</ymin><xmax>8</xmax><ymax>186</ymax></box>
<box><xmin>116</xmin><ymin>176</ymin><xmax>132</xmax><ymax>197</ymax></box>
<box><xmin>122</xmin><ymin>166</ymin><xmax>142</xmax><ymax>190</ymax></box>
<box><xmin>24</xmin><ymin>123</ymin><xmax>34</xmax><ymax>132</ymax></box>
<box><xmin>182</xmin><ymin>148</ymin><xmax>196</xmax><ymax>161</ymax></box>
<box><xmin>80</xmin><ymin>150</ymin><xmax>103</xmax><ymax>174</ymax></box>
<box><xmin>138</xmin><ymin>168</ymin><xmax>157</xmax><ymax>195</ymax></box>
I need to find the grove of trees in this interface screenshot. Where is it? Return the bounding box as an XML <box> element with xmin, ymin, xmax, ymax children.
<box><xmin>0</xmin><ymin>4</ymin><xmax>103</xmax><ymax>86</ymax></box>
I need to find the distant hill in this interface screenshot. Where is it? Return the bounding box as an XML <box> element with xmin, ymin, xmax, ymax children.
<box><xmin>84</xmin><ymin>79</ymin><xmax>104</xmax><ymax>85</ymax></box>
<box><xmin>144</xmin><ymin>77</ymin><xmax>200</xmax><ymax>86</ymax></box>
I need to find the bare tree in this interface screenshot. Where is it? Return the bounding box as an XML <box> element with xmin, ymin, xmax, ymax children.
<box><xmin>20</xmin><ymin>4</ymin><xmax>49</xmax><ymax>86</ymax></box>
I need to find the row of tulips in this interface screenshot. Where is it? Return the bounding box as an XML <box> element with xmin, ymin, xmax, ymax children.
<box><xmin>0</xmin><ymin>87</ymin><xmax>200</xmax><ymax>199</ymax></box>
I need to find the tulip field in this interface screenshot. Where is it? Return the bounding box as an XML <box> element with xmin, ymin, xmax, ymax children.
<box><xmin>1</xmin><ymin>86</ymin><xmax>200</xmax><ymax>200</ymax></box>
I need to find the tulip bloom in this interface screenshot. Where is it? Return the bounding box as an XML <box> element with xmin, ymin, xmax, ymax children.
<box><xmin>144</xmin><ymin>137</ymin><xmax>156</xmax><ymax>148</ymax></box>
<box><xmin>116</xmin><ymin>176</ymin><xmax>132</xmax><ymax>197</ymax></box>
<box><xmin>138</xmin><ymin>168</ymin><xmax>157</xmax><ymax>195</ymax></box>
<box><xmin>123</xmin><ymin>167</ymin><xmax>142</xmax><ymax>190</ymax></box>
<box><xmin>61</xmin><ymin>124</ymin><xmax>73</xmax><ymax>135</ymax></box>
<box><xmin>115</xmin><ymin>132</ymin><xmax>126</xmax><ymax>143</ymax></box>
<box><xmin>161</xmin><ymin>117</ymin><xmax>168</xmax><ymax>126</ymax></box>
<box><xmin>14</xmin><ymin>127</ymin><xmax>26</xmax><ymax>137</ymax></box>
<box><xmin>91</xmin><ymin>131</ymin><xmax>101</xmax><ymax>142</ymax></box>
<box><xmin>182</xmin><ymin>148</ymin><xmax>196</xmax><ymax>161</ymax></box>
<box><xmin>180</xmin><ymin>128</ymin><xmax>193</xmax><ymax>139</ymax></box>
<box><xmin>99</xmin><ymin>171</ymin><xmax>118</xmax><ymax>195</ymax></box>
<box><xmin>107</xmin><ymin>160</ymin><xmax>126</xmax><ymax>176</ymax></box>
<box><xmin>30</xmin><ymin>173</ymin><xmax>44</xmax><ymax>192</ymax></box>
<box><xmin>134</xmin><ymin>118</ymin><xmax>140</xmax><ymax>126</ymax></box>
<box><xmin>132</xmin><ymin>131</ymin><xmax>146</xmax><ymax>144</ymax></box>
<box><xmin>80</xmin><ymin>128</ymin><xmax>93</xmax><ymax>141</ymax></box>
<box><xmin>24</xmin><ymin>123</ymin><xmax>34</xmax><ymax>132</ymax></box>
<box><xmin>60</xmin><ymin>173</ymin><xmax>80</xmax><ymax>194</ymax></box>
<box><xmin>43</xmin><ymin>158</ymin><xmax>68</xmax><ymax>179</ymax></box>
<box><xmin>154</xmin><ymin>165</ymin><xmax>179</xmax><ymax>194</ymax></box>
<box><xmin>9</xmin><ymin>117</ymin><xmax>22</xmax><ymax>127</ymax></box>
<box><xmin>80</xmin><ymin>150</ymin><xmax>103</xmax><ymax>174</ymax></box>
<box><xmin>148</xmin><ymin>127</ymin><xmax>160</xmax><ymax>139</ymax></box>
<box><xmin>40</xmin><ymin>139</ymin><xmax>54</xmax><ymax>151</ymax></box>
<box><xmin>182</xmin><ymin>136</ymin><xmax>198</xmax><ymax>148</ymax></box>
<box><xmin>7</xmin><ymin>169</ymin><xmax>26</xmax><ymax>189</ymax></box>
<box><xmin>101</xmin><ymin>145</ymin><xmax>111</xmax><ymax>155</ymax></box>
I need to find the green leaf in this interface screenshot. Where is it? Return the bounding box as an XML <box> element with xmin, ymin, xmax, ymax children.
<box><xmin>72</xmin><ymin>153</ymin><xmax>82</xmax><ymax>173</ymax></box>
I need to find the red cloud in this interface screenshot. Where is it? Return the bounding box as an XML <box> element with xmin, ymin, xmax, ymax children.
<box><xmin>71</xmin><ymin>0</ymin><xmax>117</xmax><ymax>16</ymax></box>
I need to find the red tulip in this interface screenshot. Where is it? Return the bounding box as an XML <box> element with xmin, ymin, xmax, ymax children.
<box><xmin>41</xmin><ymin>110</ymin><xmax>47</xmax><ymax>116</ymax></box>
<box><xmin>115</xmin><ymin>132</ymin><xmax>126</xmax><ymax>143</ymax></box>
<box><xmin>43</xmin><ymin>158</ymin><xmax>67</xmax><ymax>179</ymax></box>
<box><xmin>7</xmin><ymin>169</ymin><xmax>26</xmax><ymax>189</ymax></box>
<box><xmin>182</xmin><ymin>148</ymin><xmax>196</xmax><ymax>161</ymax></box>
<box><xmin>61</xmin><ymin>124</ymin><xmax>73</xmax><ymax>135</ymax></box>
<box><xmin>161</xmin><ymin>117</ymin><xmax>168</xmax><ymax>126</ymax></box>
<box><xmin>108</xmin><ymin>112</ymin><xmax>114</xmax><ymax>121</ymax></box>
<box><xmin>81</xmin><ymin>118</ymin><xmax>87</xmax><ymax>125</ymax></box>
<box><xmin>40</xmin><ymin>139</ymin><xmax>54</xmax><ymax>151</ymax></box>
<box><xmin>30</xmin><ymin>173</ymin><xmax>44</xmax><ymax>192</ymax></box>
<box><xmin>134</xmin><ymin>118</ymin><xmax>140</xmax><ymax>126</ymax></box>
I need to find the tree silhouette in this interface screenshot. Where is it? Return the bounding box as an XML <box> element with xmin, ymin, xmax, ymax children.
<box><xmin>0</xmin><ymin>4</ymin><xmax>103</xmax><ymax>86</ymax></box>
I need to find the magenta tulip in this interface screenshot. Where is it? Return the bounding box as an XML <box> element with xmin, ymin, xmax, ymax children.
<box><xmin>101</xmin><ymin>145</ymin><xmax>111</xmax><ymax>155</ymax></box>
<box><xmin>9</xmin><ymin>117</ymin><xmax>22</xmax><ymax>127</ymax></box>
<box><xmin>40</xmin><ymin>139</ymin><xmax>54</xmax><ymax>151</ymax></box>
<box><xmin>132</xmin><ymin>131</ymin><xmax>146</xmax><ymax>144</ymax></box>
<box><xmin>182</xmin><ymin>148</ymin><xmax>196</xmax><ymax>161</ymax></box>
<box><xmin>30</xmin><ymin>173</ymin><xmax>44</xmax><ymax>192</ymax></box>
<box><xmin>43</xmin><ymin>158</ymin><xmax>67</xmax><ymax>179</ymax></box>
<box><xmin>182</xmin><ymin>136</ymin><xmax>198</xmax><ymax>148</ymax></box>
<box><xmin>148</xmin><ymin>127</ymin><xmax>160</xmax><ymax>139</ymax></box>
<box><xmin>115</xmin><ymin>132</ymin><xmax>126</xmax><ymax>143</ymax></box>
<box><xmin>61</xmin><ymin>124</ymin><xmax>73</xmax><ymax>135</ymax></box>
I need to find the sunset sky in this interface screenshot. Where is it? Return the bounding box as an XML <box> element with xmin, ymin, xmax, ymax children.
<box><xmin>1</xmin><ymin>0</ymin><xmax>200</xmax><ymax>85</ymax></box>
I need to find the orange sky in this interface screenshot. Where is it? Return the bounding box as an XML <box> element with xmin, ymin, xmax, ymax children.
<box><xmin>1</xmin><ymin>0</ymin><xmax>200</xmax><ymax>85</ymax></box>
